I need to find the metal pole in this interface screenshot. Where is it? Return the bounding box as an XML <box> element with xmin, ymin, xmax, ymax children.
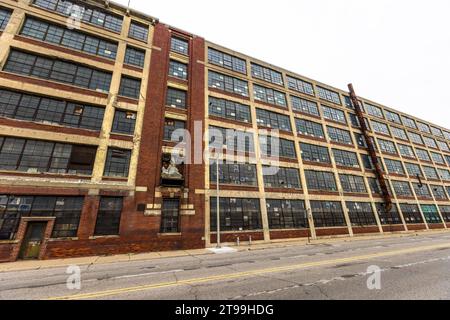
<box><xmin>216</xmin><ymin>155</ymin><xmax>221</xmax><ymax>249</ymax></box>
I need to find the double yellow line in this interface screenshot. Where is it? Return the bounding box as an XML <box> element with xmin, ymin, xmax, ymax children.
<box><xmin>47</xmin><ymin>242</ymin><xmax>450</xmax><ymax>300</ymax></box>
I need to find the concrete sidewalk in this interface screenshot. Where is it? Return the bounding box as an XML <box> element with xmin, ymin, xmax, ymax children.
<box><xmin>1</xmin><ymin>229</ymin><xmax>449</xmax><ymax>273</ymax></box>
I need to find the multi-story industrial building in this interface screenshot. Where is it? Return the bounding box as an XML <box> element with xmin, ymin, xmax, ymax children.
<box><xmin>0</xmin><ymin>0</ymin><xmax>449</xmax><ymax>262</ymax></box>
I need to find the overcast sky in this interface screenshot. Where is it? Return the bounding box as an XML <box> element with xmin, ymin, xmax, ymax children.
<box><xmin>115</xmin><ymin>0</ymin><xmax>450</xmax><ymax>129</ymax></box>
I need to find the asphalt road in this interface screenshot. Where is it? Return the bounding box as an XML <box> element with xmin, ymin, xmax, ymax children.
<box><xmin>1</xmin><ymin>232</ymin><xmax>450</xmax><ymax>300</ymax></box>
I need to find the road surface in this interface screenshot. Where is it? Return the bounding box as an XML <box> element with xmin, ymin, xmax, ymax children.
<box><xmin>1</xmin><ymin>232</ymin><xmax>450</xmax><ymax>300</ymax></box>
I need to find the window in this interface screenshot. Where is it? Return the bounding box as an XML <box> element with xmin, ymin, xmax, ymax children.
<box><xmin>361</xmin><ymin>154</ymin><xmax>374</xmax><ymax>170</ymax></box>
<box><xmin>94</xmin><ymin>197</ymin><xmax>123</xmax><ymax>236</ymax></box>
<box><xmin>208</xmin><ymin>126</ymin><xmax>254</xmax><ymax>153</ymax></box>
<box><xmin>118</xmin><ymin>76</ymin><xmax>141</xmax><ymax>99</ymax></box>
<box><xmin>417</xmin><ymin>122</ymin><xmax>431</xmax><ymax>134</ymax></box>
<box><xmin>446</xmin><ymin>155</ymin><xmax>450</xmax><ymax>166</ymax></box>
<box><xmin>260</xmin><ymin>137</ymin><xmax>296</xmax><ymax>159</ymax></box>
<box><xmin>322</xmin><ymin>105</ymin><xmax>346</xmax><ymax>124</ymax></box>
<box><xmin>210</xmin><ymin>161</ymin><xmax>257</xmax><ymax>186</ymax></box>
<box><xmin>392</xmin><ymin>181</ymin><xmax>413</xmax><ymax>197</ymax></box>
<box><xmin>163</xmin><ymin>119</ymin><xmax>185</xmax><ymax>142</ymax></box>
<box><xmin>340</xmin><ymin>175</ymin><xmax>367</xmax><ymax>193</ymax></box>
<box><xmin>128</xmin><ymin>21</ymin><xmax>148</xmax><ymax>41</ymax></box>
<box><xmin>400</xmin><ymin>204</ymin><xmax>424</xmax><ymax>224</ymax></box>
<box><xmin>112</xmin><ymin>110</ymin><xmax>136</xmax><ymax>135</ymax></box>
<box><xmin>408</xmin><ymin>132</ymin><xmax>424</xmax><ymax>145</ymax></box>
<box><xmin>368</xmin><ymin>178</ymin><xmax>382</xmax><ymax>195</ymax></box>
<box><xmin>0</xmin><ymin>89</ymin><xmax>105</xmax><ymax>131</ymax></box>
<box><xmin>332</xmin><ymin>149</ymin><xmax>360</xmax><ymax>168</ymax></box>
<box><xmin>208</xmin><ymin>71</ymin><xmax>249</xmax><ymax>97</ymax></box>
<box><xmin>405</xmin><ymin>163</ymin><xmax>423</xmax><ymax>178</ymax></box>
<box><xmin>311</xmin><ymin>201</ymin><xmax>346</xmax><ymax>228</ymax></box>
<box><xmin>347</xmin><ymin>202</ymin><xmax>377</xmax><ymax>226</ymax></box>
<box><xmin>317</xmin><ymin>86</ymin><xmax>341</xmax><ymax>105</ymax></box>
<box><xmin>413</xmin><ymin>183</ymin><xmax>432</xmax><ymax>199</ymax></box>
<box><xmin>398</xmin><ymin>144</ymin><xmax>415</xmax><ymax>158</ymax></box>
<box><xmin>300</xmin><ymin>143</ymin><xmax>331</xmax><ymax>164</ymax></box>
<box><xmin>384</xmin><ymin>159</ymin><xmax>405</xmax><ymax>175</ymax></box>
<box><xmin>290</xmin><ymin>96</ymin><xmax>319</xmax><ymax>116</ymax></box>
<box><xmin>327</xmin><ymin>126</ymin><xmax>353</xmax><ymax>145</ymax></box>
<box><xmin>423</xmin><ymin>166</ymin><xmax>439</xmax><ymax>180</ymax></box>
<box><xmin>256</xmin><ymin>108</ymin><xmax>291</xmax><ymax>131</ymax></box>
<box><xmin>104</xmin><ymin>148</ymin><xmax>131</xmax><ymax>177</ymax></box>
<box><xmin>210</xmin><ymin>197</ymin><xmax>261</xmax><ymax>232</ymax></box>
<box><xmin>166</xmin><ymin>87</ymin><xmax>187</xmax><ymax>109</ymax></box>
<box><xmin>377</xmin><ymin>138</ymin><xmax>397</xmax><ymax>154</ymax></box>
<box><xmin>423</xmin><ymin>136</ymin><xmax>438</xmax><ymax>149</ymax></box>
<box><xmin>365</xmin><ymin>103</ymin><xmax>384</xmax><ymax>119</ymax></box>
<box><xmin>438</xmin><ymin>168</ymin><xmax>450</xmax><ymax>181</ymax></box>
<box><xmin>432</xmin><ymin>127</ymin><xmax>444</xmax><ymax>137</ymax></box>
<box><xmin>4</xmin><ymin>50</ymin><xmax>112</xmax><ymax>92</ymax></box>
<box><xmin>208</xmin><ymin>48</ymin><xmax>246</xmax><ymax>74</ymax></box>
<box><xmin>124</xmin><ymin>46</ymin><xmax>145</xmax><ymax>68</ymax></box>
<box><xmin>286</xmin><ymin>76</ymin><xmax>314</xmax><ymax>96</ymax></box>
<box><xmin>253</xmin><ymin>84</ymin><xmax>287</xmax><ymax>107</ymax></box>
<box><xmin>0</xmin><ymin>137</ymin><xmax>96</xmax><ymax>175</ymax></box>
<box><xmin>444</xmin><ymin>131</ymin><xmax>450</xmax><ymax>140</ymax></box>
<box><xmin>416</xmin><ymin>148</ymin><xmax>431</xmax><ymax>162</ymax></box>
<box><xmin>439</xmin><ymin>206</ymin><xmax>450</xmax><ymax>223</ymax></box>
<box><xmin>431</xmin><ymin>185</ymin><xmax>448</xmax><ymax>200</ymax></box>
<box><xmin>267</xmin><ymin>200</ymin><xmax>308</xmax><ymax>230</ymax></box>
<box><xmin>0</xmin><ymin>195</ymin><xmax>84</xmax><ymax>240</ymax></box>
<box><xmin>208</xmin><ymin>97</ymin><xmax>250</xmax><ymax>123</ymax></box>
<box><xmin>437</xmin><ymin>141</ymin><xmax>450</xmax><ymax>152</ymax></box>
<box><xmin>385</xmin><ymin>110</ymin><xmax>402</xmax><ymax>124</ymax></box>
<box><xmin>375</xmin><ymin>203</ymin><xmax>402</xmax><ymax>225</ymax></box>
<box><xmin>263</xmin><ymin>166</ymin><xmax>301</xmax><ymax>189</ymax></box>
<box><xmin>431</xmin><ymin>152</ymin><xmax>445</xmax><ymax>164</ymax></box>
<box><xmin>21</xmin><ymin>17</ymin><xmax>118</xmax><ymax>59</ymax></box>
<box><xmin>33</xmin><ymin>0</ymin><xmax>123</xmax><ymax>33</ymax></box>
<box><xmin>171</xmin><ymin>37</ymin><xmax>189</xmax><ymax>55</ymax></box>
<box><xmin>169</xmin><ymin>60</ymin><xmax>188</xmax><ymax>80</ymax></box>
<box><xmin>420</xmin><ymin>205</ymin><xmax>442</xmax><ymax>224</ymax></box>
<box><xmin>305</xmin><ymin>170</ymin><xmax>337</xmax><ymax>192</ymax></box>
<box><xmin>349</xmin><ymin>113</ymin><xmax>370</xmax><ymax>129</ymax></box>
<box><xmin>402</xmin><ymin>116</ymin><xmax>417</xmax><ymax>129</ymax></box>
<box><xmin>0</xmin><ymin>7</ymin><xmax>11</xmax><ymax>30</ymax></box>
<box><xmin>251</xmin><ymin>63</ymin><xmax>283</xmax><ymax>86</ymax></box>
<box><xmin>371</xmin><ymin>121</ymin><xmax>390</xmax><ymax>136</ymax></box>
<box><xmin>354</xmin><ymin>133</ymin><xmax>368</xmax><ymax>148</ymax></box>
<box><xmin>160</xmin><ymin>199</ymin><xmax>180</xmax><ymax>233</ymax></box>
<box><xmin>296</xmin><ymin>119</ymin><xmax>325</xmax><ymax>138</ymax></box>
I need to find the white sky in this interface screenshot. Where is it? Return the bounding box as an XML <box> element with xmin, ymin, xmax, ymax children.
<box><xmin>115</xmin><ymin>0</ymin><xmax>450</xmax><ymax>130</ymax></box>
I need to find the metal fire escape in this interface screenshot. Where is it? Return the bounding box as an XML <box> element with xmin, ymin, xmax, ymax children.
<box><xmin>348</xmin><ymin>84</ymin><xmax>393</xmax><ymax>213</ymax></box>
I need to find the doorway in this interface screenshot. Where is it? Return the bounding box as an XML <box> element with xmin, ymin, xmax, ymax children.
<box><xmin>19</xmin><ymin>222</ymin><xmax>47</xmax><ymax>260</ymax></box>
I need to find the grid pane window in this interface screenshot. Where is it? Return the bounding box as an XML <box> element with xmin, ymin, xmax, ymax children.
<box><xmin>33</xmin><ymin>0</ymin><xmax>123</xmax><ymax>33</ymax></box>
<box><xmin>402</xmin><ymin>116</ymin><xmax>417</xmax><ymax>129</ymax></box>
<box><xmin>349</xmin><ymin>113</ymin><xmax>371</xmax><ymax>129</ymax></box>
<box><xmin>417</xmin><ymin>122</ymin><xmax>431</xmax><ymax>134</ymax></box>
<box><xmin>332</xmin><ymin>149</ymin><xmax>360</xmax><ymax>168</ymax></box>
<box><xmin>423</xmin><ymin>136</ymin><xmax>438</xmax><ymax>149</ymax></box>
<box><xmin>124</xmin><ymin>46</ymin><xmax>145</xmax><ymax>68</ymax></box>
<box><xmin>208</xmin><ymin>126</ymin><xmax>254</xmax><ymax>153</ymax></box>
<box><xmin>398</xmin><ymin>144</ymin><xmax>415</xmax><ymax>158</ymax></box>
<box><xmin>0</xmin><ymin>89</ymin><xmax>104</xmax><ymax>131</ymax></box>
<box><xmin>290</xmin><ymin>96</ymin><xmax>319</xmax><ymax>116</ymax></box>
<box><xmin>163</xmin><ymin>119</ymin><xmax>185</xmax><ymax>142</ymax></box>
<box><xmin>423</xmin><ymin>166</ymin><xmax>439</xmax><ymax>180</ymax></box>
<box><xmin>437</xmin><ymin>141</ymin><xmax>450</xmax><ymax>152</ymax></box>
<box><xmin>392</xmin><ymin>181</ymin><xmax>413</xmax><ymax>197</ymax></box>
<box><xmin>327</xmin><ymin>126</ymin><xmax>353</xmax><ymax>145</ymax></box>
<box><xmin>104</xmin><ymin>148</ymin><xmax>131</xmax><ymax>177</ymax></box>
<box><xmin>112</xmin><ymin>110</ymin><xmax>136</xmax><ymax>135</ymax></box>
<box><xmin>286</xmin><ymin>76</ymin><xmax>314</xmax><ymax>96</ymax></box>
<box><xmin>413</xmin><ymin>183</ymin><xmax>432</xmax><ymax>199</ymax></box>
<box><xmin>256</xmin><ymin>108</ymin><xmax>291</xmax><ymax>131</ymax></box>
<box><xmin>385</xmin><ymin>110</ymin><xmax>402</xmax><ymax>124</ymax></box>
<box><xmin>208</xmin><ymin>71</ymin><xmax>249</xmax><ymax>97</ymax></box>
<box><xmin>317</xmin><ymin>87</ymin><xmax>341</xmax><ymax>105</ymax></box>
<box><xmin>0</xmin><ymin>8</ymin><xmax>12</xmax><ymax>30</ymax></box>
<box><xmin>375</xmin><ymin>203</ymin><xmax>402</xmax><ymax>225</ymax></box>
<box><xmin>400</xmin><ymin>204</ymin><xmax>424</xmax><ymax>224</ymax></box>
<box><xmin>166</xmin><ymin>88</ymin><xmax>187</xmax><ymax>109</ymax></box>
<box><xmin>365</xmin><ymin>104</ymin><xmax>384</xmax><ymax>118</ymax></box>
<box><xmin>405</xmin><ymin>163</ymin><xmax>423</xmax><ymax>178</ymax></box>
<box><xmin>253</xmin><ymin>84</ymin><xmax>287</xmax><ymax>108</ymax></box>
<box><xmin>384</xmin><ymin>159</ymin><xmax>405</xmax><ymax>175</ymax></box>
<box><xmin>371</xmin><ymin>121</ymin><xmax>390</xmax><ymax>136</ymax></box>
<box><xmin>263</xmin><ymin>167</ymin><xmax>301</xmax><ymax>189</ymax></box>
<box><xmin>296</xmin><ymin>119</ymin><xmax>325</xmax><ymax>138</ymax></box>
<box><xmin>300</xmin><ymin>143</ymin><xmax>331</xmax><ymax>164</ymax></box>
<box><xmin>347</xmin><ymin>202</ymin><xmax>377</xmax><ymax>226</ymax></box>
<box><xmin>267</xmin><ymin>200</ymin><xmax>308</xmax><ymax>230</ymax></box>
<box><xmin>210</xmin><ymin>198</ymin><xmax>261</xmax><ymax>232</ymax></box>
<box><xmin>171</xmin><ymin>37</ymin><xmax>189</xmax><ymax>55</ymax></box>
<box><xmin>209</xmin><ymin>97</ymin><xmax>251</xmax><ymax>123</ymax></box>
<box><xmin>416</xmin><ymin>148</ymin><xmax>431</xmax><ymax>161</ymax></box>
<box><xmin>431</xmin><ymin>185</ymin><xmax>448</xmax><ymax>200</ymax></box>
<box><xmin>305</xmin><ymin>170</ymin><xmax>337</xmax><ymax>192</ymax></box>
<box><xmin>431</xmin><ymin>127</ymin><xmax>444</xmax><ymax>138</ymax></box>
<box><xmin>368</xmin><ymin>178</ymin><xmax>393</xmax><ymax>196</ymax></box>
<box><xmin>391</xmin><ymin>127</ymin><xmax>408</xmax><ymax>140</ymax></box>
<box><xmin>354</xmin><ymin>133</ymin><xmax>368</xmax><ymax>148</ymax></box>
<box><xmin>251</xmin><ymin>63</ymin><xmax>283</xmax><ymax>86</ymax></box>
<box><xmin>444</xmin><ymin>131</ymin><xmax>450</xmax><ymax>140</ymax></box>
<box><xmin>21</xmin><ymin>17</ymin><xmax>118</xmax><ymax>59</ymax></box>
<box><xmin>322</xmin><ymin>105</ymin><xmax>346</xmax><ymax>124</ymax></box>
<box><xmin>94</xmin><ymin>197</ymin><xmax>123</xmax><ymax>236</ymax></box>
<box><xmin>260</xmin><ymin>137</ymin><xmax>296</xmax><ymax>159</ymax></box>
<box><xmin>421</xmin><ymin>205</ymin><xmax>442</xmax><ymax>224</ymax></box>
<box><xmin>208</xmin><ymin>48</ymin><xmax>247</xmax><ymax>74</ymax></box>
<box><xmin>377</xmin><ymin>138</ymin><xmax>397</xmax><ymax>154</ymax></box>
<box><xmin>408</xmin><ymin>132</ymin><xmax>424</xmax><ymax>145</ymax></box>
<box><xmin>4</xmin><ymin>50</ymin><xmax>112</xmax><ymax>92</ymax></box>
<box><xmin>160</xmin><ymin>199</ymin><xmax>180</xmax><ymax>233</ymax></box>
<box><xmin>340</xmin><ymin>175</ymin><xmax>367</xmax><ymax>193</ymax></box>
<box><xmin>431</xmin><ymin>152</ymin><xmax>445</xmax><ymax>164</ymax></box>
<box><xmin>169</xmin><ymin>60</ymin><xmax>188</xmax><ymax>80</ymax></box>
<box><xmin>439</xmin><ymin>206</ymin><xmax>450</xmax><ymax>223</ymax></box>
<box><xmin>210</xmin><ymin>161</ymin><xmax>257</xmax><ymax>186</ymax></box>
<box><xmin>128</xmin><ymin>21</ymin><xmax>148</xmax><ymax>41</ymax></box>
<box><xmin>437</xmin><ymin>168</ymin><xmax>450</xmax><ymax>181</ymax></box>
<box><xmin>119</xmin><ymin>76</ymin><xmax>141</xmax><ymax>99</ymax></box>
<box><xmin>311</xmin><ymin>201</ymin><xmax>346</xmax><ymax>228</ymax></box>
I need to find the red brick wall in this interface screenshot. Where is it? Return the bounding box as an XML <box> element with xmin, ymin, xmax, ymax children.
<box><xmin>382</xmin><ymin>225</ymin><xmax>406</xmax><ymax>233</ymax></box>
<box><xmin>352</xmin><ymin>226</ymin><xmax>380</xmax><ymax>235</ymax></box>
<box><xmin>315</xmin><ymin>228</ymin><xmax>349</xmax><ymax>237</ymax></box>
<box><xmin>270</xmin><ymin>230</ymin><xmax>310</xmax><ymax>240</ymax></box>
<box><xmin>407</xmin><ymin>224</ymin><xmax>427</xmax><ymax>231</ymax></box>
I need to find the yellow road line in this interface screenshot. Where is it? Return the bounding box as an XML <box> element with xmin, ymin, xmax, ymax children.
<box><xmin>47</xmin><ymin>242</ymin><xmax>450</xmax><ymax>300</ymax></box>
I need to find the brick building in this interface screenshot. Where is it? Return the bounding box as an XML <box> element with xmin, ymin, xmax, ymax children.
<box><xmin>0</xmin><ymin>0</ymin><xmax>449</xmax><ymax>262</ymax></box>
